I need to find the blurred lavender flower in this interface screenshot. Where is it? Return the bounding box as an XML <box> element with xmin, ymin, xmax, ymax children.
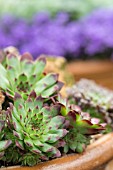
<box><xmin>80</xmin><ymin>8</ymin><xmax>113</xmax><ymax>59</ymax></box>
<box><xmin>0</xmin><ymin>12</ymin><xmax>81</xmax><ymax>59</ymax></box>
<box><xmin>0</xmin><ymin>9</ymin><xmax>113</xmax><ymax>60</ymax></box>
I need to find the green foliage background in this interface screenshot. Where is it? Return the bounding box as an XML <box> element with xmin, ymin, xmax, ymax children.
<box><xmin>0</xmin><ymin>0</ymin><xmax>113</xmax><ymax>19</ymax></box>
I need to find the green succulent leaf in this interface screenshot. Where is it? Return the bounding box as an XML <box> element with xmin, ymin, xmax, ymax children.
<box><xmin>0</xmin><ymin>63</ymin><xmax>9</xmax><ymax>89</ymax></box>
<box><xmin>0</xmin><ymin>140</ymin><xmax>12</xmax><ymax>152</ymax></box>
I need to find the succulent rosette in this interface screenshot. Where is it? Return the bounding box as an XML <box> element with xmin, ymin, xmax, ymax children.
<box><xmin>0</xmin><ymin>52</ymin><xmax>63</xmax><ymax>100</ymax></box>
<box><xmin>56</xmin><ymin>95</ymin><xmax>105</xmax><ymax>153</ymax></box>
<box><xmin>5</xmin><ymin>91</ymin><xmax>68</xmax><ymax>166</ymax></box>
<box><xmin>67</xmin><ymin>79</ymin><xmax>113</xmax><ymax>127</ymax></box>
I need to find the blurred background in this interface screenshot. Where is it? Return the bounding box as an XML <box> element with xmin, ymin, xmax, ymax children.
<box><xmin>1</xmin><ymin>0</ymin><xmax>113</xmax><ymax>60</ymax></box>
<box><xmin>0</xmin><ymin>0</ymin><xmax>113</xmax><ymax>88</ymax></box>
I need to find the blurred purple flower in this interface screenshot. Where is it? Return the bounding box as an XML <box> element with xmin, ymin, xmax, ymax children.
<box><xmin>80</xmin><ymin>8</ymin><xmax>113</xmax><ymax>58</ymax></box>
<box><xmin>0</xmin><ymin>9</ymin><xmax>113</xmax><ymax>60</ymax></box>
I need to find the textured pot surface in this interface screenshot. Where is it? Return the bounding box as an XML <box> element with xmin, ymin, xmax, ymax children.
<box><xmin>67</xmin><ymin>60</ymin><xmax>113</xmax><ymax>90</ymax></box>
<box><xmin>105</xmin><ymin>159</ymin><xmax>113</xmax><ymax>170</ymax></box>
<box><xmin>1</xmin><ymin>133</ymin><xmax>113</xmax><ymax>170</ymax></box>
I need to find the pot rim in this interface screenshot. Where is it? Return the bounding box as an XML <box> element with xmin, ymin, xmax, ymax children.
<box><xmin>1</xmin><ymin>133</ymin><xmax>113</xmax><ymax>170</ymax></box>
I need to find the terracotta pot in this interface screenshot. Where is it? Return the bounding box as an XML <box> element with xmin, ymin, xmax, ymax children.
<box><xmin>67</xmin><ymin>60</ymin><xmax>113</xmax><ymax>90</ymax></box>
<box><xmin>105</xmin><ymin>159</ymin><xmax>113</xmax><ymax>170</ymax></box>
<box><xmin>1</xmin><ymin>133</ymin><xmax>113</xmax><ymax>170</ymax></box>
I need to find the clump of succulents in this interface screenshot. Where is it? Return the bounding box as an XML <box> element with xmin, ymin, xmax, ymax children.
<box><xmin>67</xmin><ymin>79</ymin><xmax>113</xmax><ymax>127</ymax></box>
<box><xmin>0</xmin><ymin>52</ymin><xmax>106</xmax><ymax>167</ymax></box>
<box><xmin>0</xmin><ymin>93</ymin><xmax>105</xmax><ymax>166</ymax></box>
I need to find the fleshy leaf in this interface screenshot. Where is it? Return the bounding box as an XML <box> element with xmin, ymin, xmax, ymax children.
<box><xmin>0</xmin><ymin>140</ymin><xmax>12</xmax><ymax>152</ymax></box>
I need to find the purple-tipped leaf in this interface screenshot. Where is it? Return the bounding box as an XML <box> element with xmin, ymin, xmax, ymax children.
<box><xmin>20</xmin><ymin>52</ymin><xmax>33</xmax><ymax>61</ymax></box>
<box><xmin>0</xmin><ymin>140</ymin><xmax>12</xmax><ymax>152</ymax></box>
<box><xmin>16</xmin><ymin>140</ymin><xmax>24</xmax><ymax>150</ymax></box>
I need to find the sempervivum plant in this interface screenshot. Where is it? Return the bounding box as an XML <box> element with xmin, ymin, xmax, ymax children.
<box><xmin>0</xmin><ymin>52</ymin><xmax>63</xmax><ymax>100</ymax></box>
<box><xmin>4</xmin><ymin>91</ymin><xmax>68</xmax><ymax>166</ymax></box>
<box><xmin>56</xmin><ymin>95</ymin><xmax>105</xmax><ymax>153</ymax></box>
<box><xmin>67</xmin><ymin>79</ymin><xmax>113</xmax><ymax>126</ymax></box>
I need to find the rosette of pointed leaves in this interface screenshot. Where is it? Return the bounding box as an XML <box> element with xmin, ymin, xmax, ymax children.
<box><xmin>57</xmin><ymin>95</ymin><xmax>105</xmax><ymax>153</ymax></box>
<box><xmin>6</xmin><ymin>91</ymin><xmax>68</xmax><ymax>166</ymax></box>
<box><xmin>67</xmin><ymin>79</ymin><xmax>113</xmax><ymax>126</ymax></box>
<box><xmin>0</xmin><ymin>53</ymin><xmax>63</xmax><ymax>100</ymax></box>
